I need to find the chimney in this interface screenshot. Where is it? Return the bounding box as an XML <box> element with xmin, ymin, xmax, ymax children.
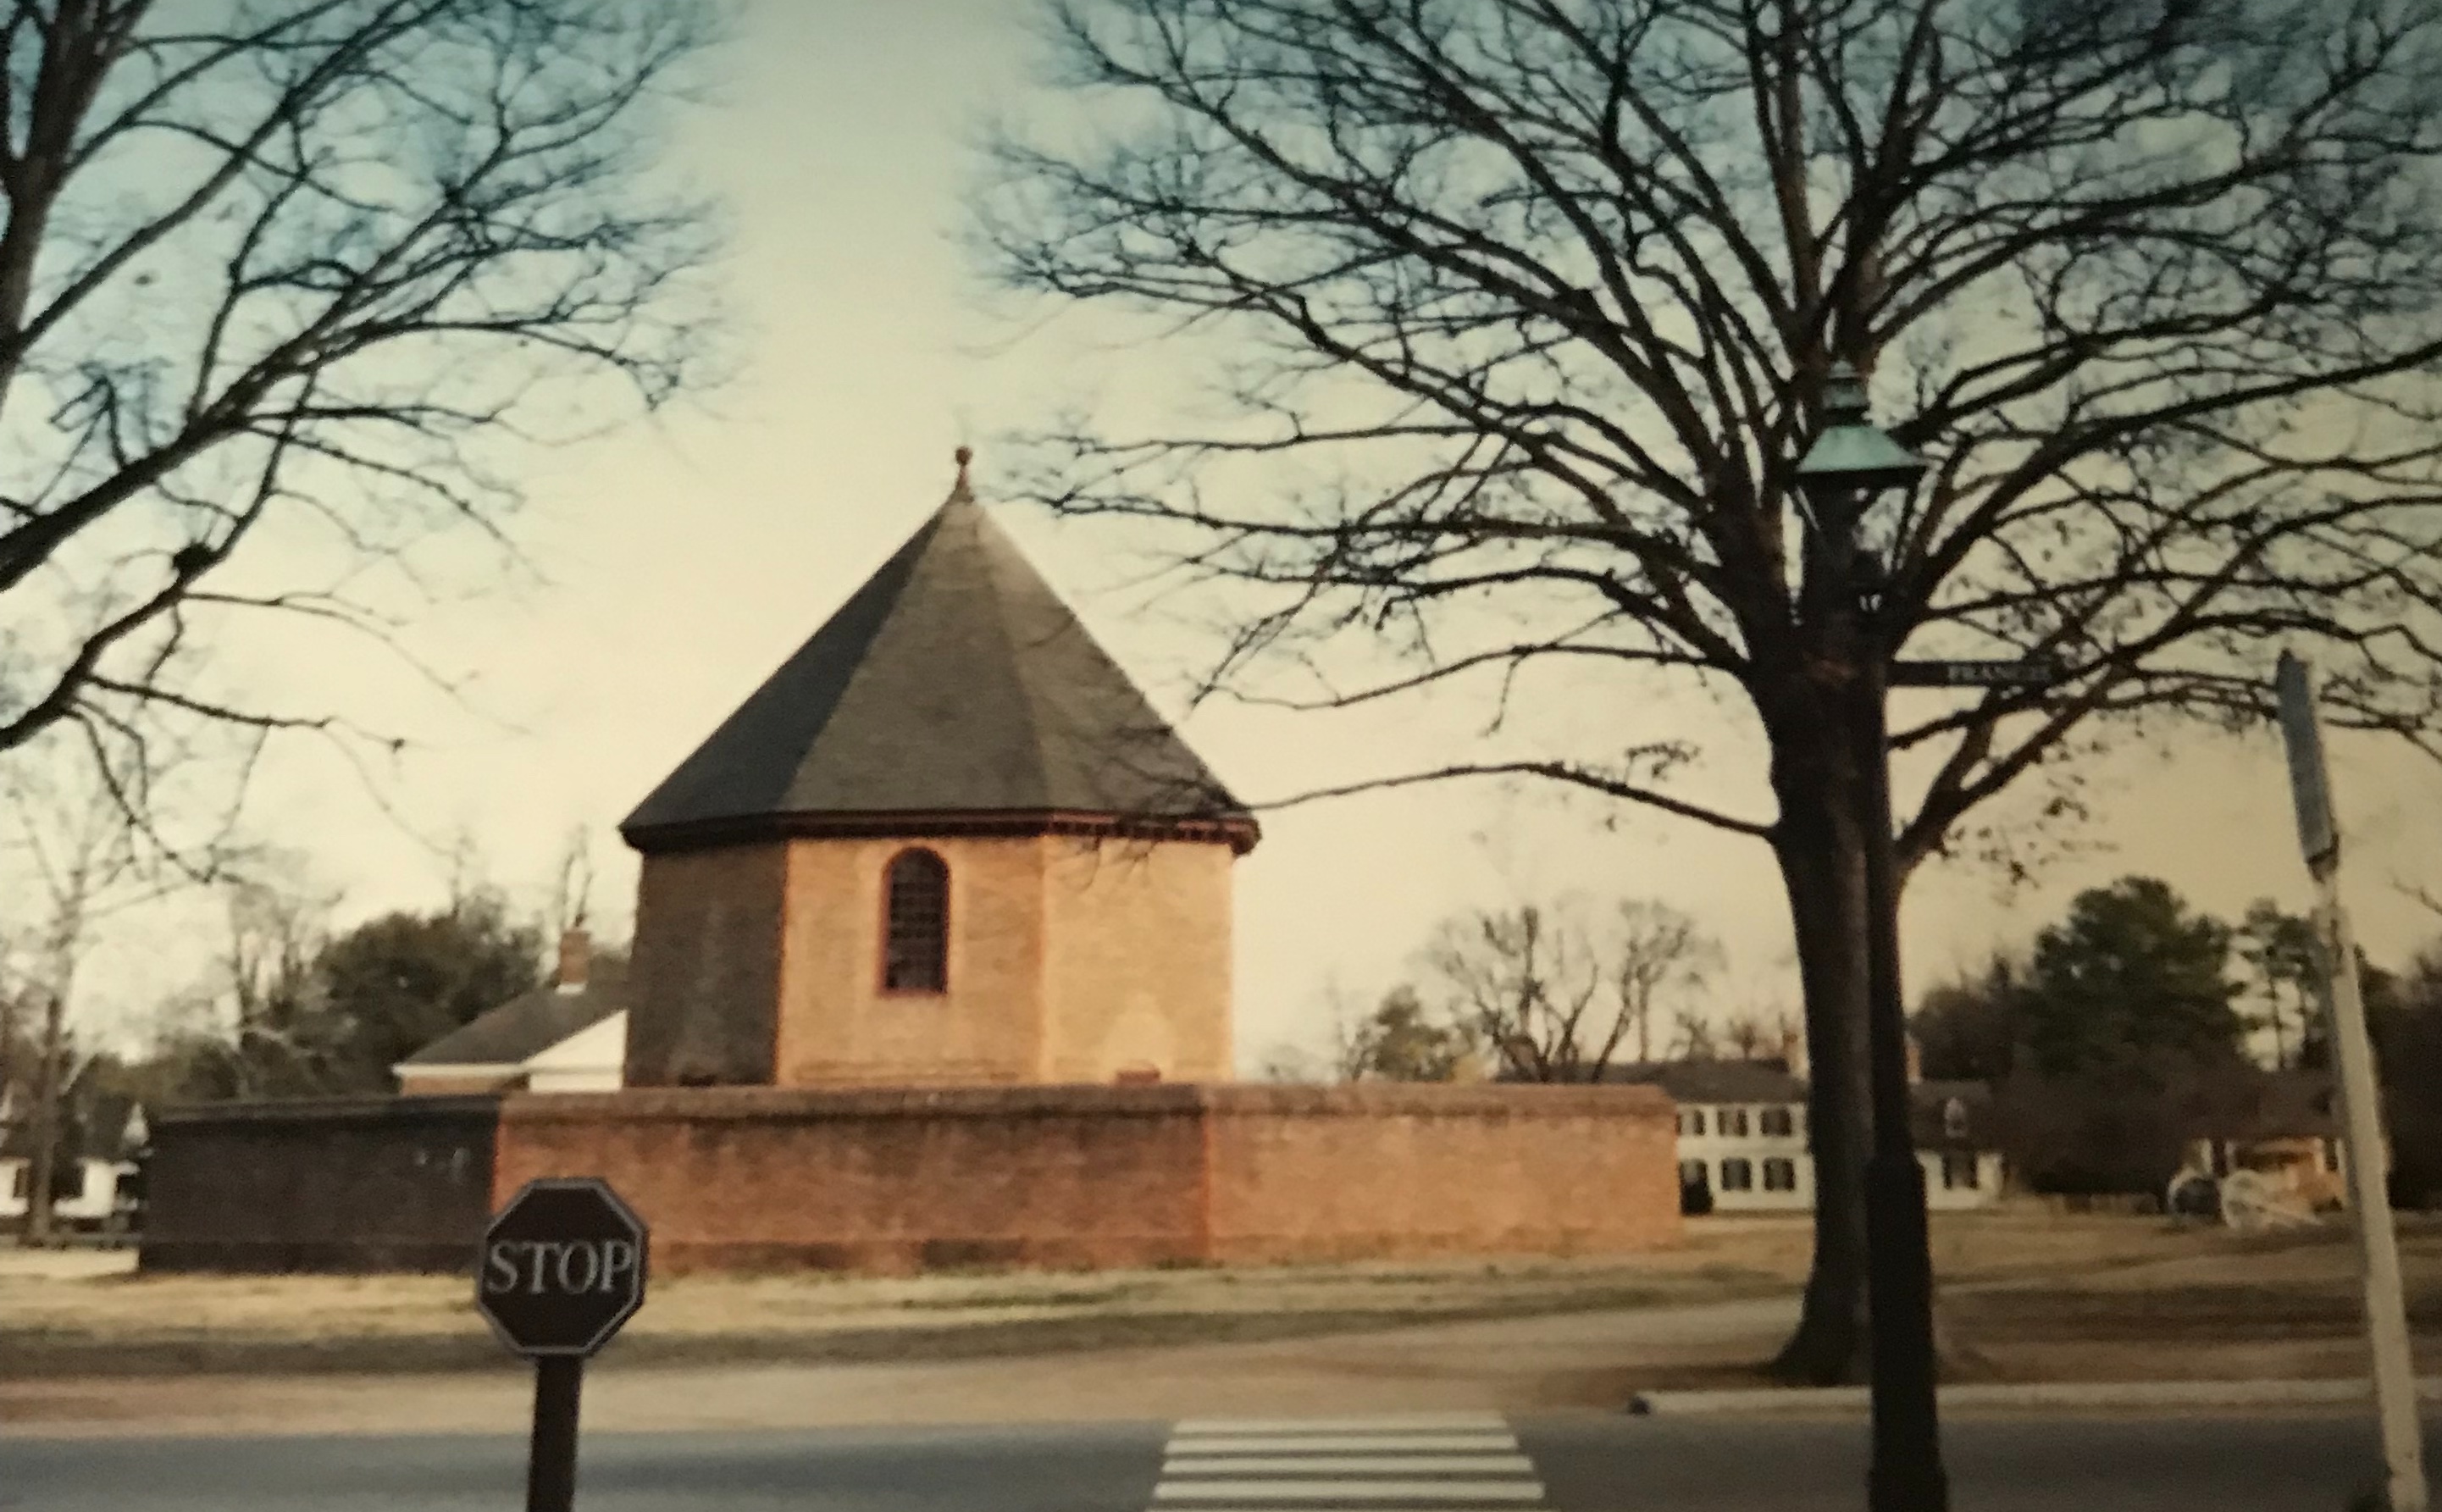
<box><xmin>1906</xmin><ymin>1033</ymin><xmax>1922</xmax><ymax>1085</ymax></box>
<box><xmin>556</xmin><ymin>928</ymin><xmax>590</xmax><ymax>994</ymax></box>
<box><xmin>1779</xmin><ymin>1027</ymin><xmax>1808</xmax><ymax>1082</ymax></box>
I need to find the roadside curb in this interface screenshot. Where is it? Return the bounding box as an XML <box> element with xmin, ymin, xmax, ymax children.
<box><xmin>1625</xmin><ymin>1378</ymin><xmax>2442</xmax><ymax>1416</ymax></box>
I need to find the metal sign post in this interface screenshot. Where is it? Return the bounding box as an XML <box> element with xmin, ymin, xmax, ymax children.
<box><xmin>2274</xmin><ymin>651</ymin><xmax>2428</xmax><ymax>1512</ymax></box>
<box><xmin>474</xmin><ymin>1177</ymin><xmax>651</xmax><ymax>1512</ymax></box>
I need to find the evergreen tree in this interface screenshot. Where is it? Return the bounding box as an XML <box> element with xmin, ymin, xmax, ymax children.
<box><xmin>311</xmin><ymin>894</ymin><xmax>543</xmax><ymax>1092</ymax></box>
<box><xmin>2019</xmin><ymin>878</ymin><xmax>2245</xmax><ymax>1080</ymax></box>
<box><xmin>1337</xmin><ymin>986</ymin><xmax>1480</xmax><ymax>1083</ymax></box>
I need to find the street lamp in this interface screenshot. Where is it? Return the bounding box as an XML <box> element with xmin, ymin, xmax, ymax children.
<box><xmin>1793</xmin><ymin>361</ymin><xmax>1948</xmax><ymax>1512</ymax></box>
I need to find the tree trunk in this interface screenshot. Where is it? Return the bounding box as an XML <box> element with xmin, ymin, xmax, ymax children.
<box><xmin>1762</xmin><ymin>695</ymin><xmax>1992</xmax><ymax>1387</ymax></box>
<box><xmin>1766</xmin><ymin>708</ymin><xmax>1879</xmax><ymax>1385</ymax></box>
<box><xmin>0</xmin><ymin>989</ymin><xmax>18</xmax><ymax>1116</ymax></box>
<box><xmin>24</xmin><ymin>988</ymin><xmax>64</xmax><ymax>1249</ymax></box>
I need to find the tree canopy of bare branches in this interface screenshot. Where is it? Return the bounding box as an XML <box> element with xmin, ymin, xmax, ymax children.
<box><xmin>1420</xmin><ymin>895</ymin><xmax>1719</xmax><ymax>1080</ymax></box>
<box><xmin>0</xmin><ymin>0</ymin><xmax>719</xmax><ymax>816</ymax></box>
<box><xmin>1614</xmin><ymin>898</ymin><xmax>1723</xmax><ymax>1062</ymax></box>
<box><xmin>0</xmin><ymin>725</ymin><xmax>213</xmax><ymax>1239</ymax></box>
<box><xmin>977</xmin><ymin>0</ymin><xmax>2442</xmax><ymax>1382</ymax></box>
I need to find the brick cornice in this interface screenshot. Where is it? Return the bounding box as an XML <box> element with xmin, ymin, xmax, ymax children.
<box><xmin>621</xmin><ymin>807</ymin><xmax>1260</xmax><ymax>857</ymax></box>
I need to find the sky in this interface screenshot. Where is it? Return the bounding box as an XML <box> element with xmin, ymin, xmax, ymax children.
<box><xmin>39</xmin><ymin>0</ymin><xmax>2442</xmax><ymax>1069</ymax></box>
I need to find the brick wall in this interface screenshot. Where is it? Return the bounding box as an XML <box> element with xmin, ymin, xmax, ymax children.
<box><xmin>141</xmin><ymin>1096</ymin><xmax>501</xmax><ymax>1272</ymax></box>
<box><xmin>494</xmin><ymin>1082</ymin><xmax>1677</xmax><ymax>1275</ymax></box>
<box><xmin>626</xmin><ymin>844</ymin><xmax>788</xmax><ymax>1086</ymax></box>
<box><xmin>495</xmin><ymin>1085</ymin><xmax>1212</xmax><ymax>1273</ymax></box>
<box><xmin>1203</xmin><ymin>1083</ymin><xmax>1681</xmax><ymax>1262</ymax></box>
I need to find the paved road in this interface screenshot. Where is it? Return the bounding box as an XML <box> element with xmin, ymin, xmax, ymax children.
<box><xmin>2</xmin><ymin>1409</ymin><xmax>2429</xmax><ymax>1511</ymax></box>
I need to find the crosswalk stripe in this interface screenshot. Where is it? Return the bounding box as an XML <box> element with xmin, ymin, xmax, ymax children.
<box><xmin>1156</xmin><ymin>1482</ymin><xmax>1543</xmax><ymax>1503</ymax></box>
<box><xmin>1176</xmin><ymin>1415</ymin><xmax>1509</xmax><ymax>1434</ymax></box>
<box><xmin>1164</xmin><ymin>1455</ymin><xmax>1535</xmax><ymax>1475</ymax></box>
<box><xmin>1166</xmin><ymin>1435</ymin><xmax>1522</xmax><ymax>1454</ymax></box>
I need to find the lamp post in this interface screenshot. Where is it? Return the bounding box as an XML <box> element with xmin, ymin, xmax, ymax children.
<box><xmin>1793</xmin><ymin>361</ymin><xmax>1948</xmax><ymax>1512</ymax></box>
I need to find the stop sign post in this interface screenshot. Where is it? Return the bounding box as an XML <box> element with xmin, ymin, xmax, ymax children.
<box><xmin>475</xmin><ymin>1178</ymin><xmax>650</xmax><ymax>1512</ymax></box>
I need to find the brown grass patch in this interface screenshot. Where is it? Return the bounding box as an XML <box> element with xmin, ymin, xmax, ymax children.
<box><xmin>8</xmin><ymin>1209</ymin><xmax>2437</xmax><ymax>1382</ymax></box>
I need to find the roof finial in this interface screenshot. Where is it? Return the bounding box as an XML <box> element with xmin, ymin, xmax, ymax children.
<box><xmin>952</xmin><ymin>445</ymin><xmax>973</xmax><ymax>500</ymax></box>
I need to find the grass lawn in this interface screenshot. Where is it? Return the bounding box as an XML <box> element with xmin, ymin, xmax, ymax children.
<box><xmin>3</xmin><ymin>1209</ymin><xmax>2435</xmax><ymax>1381</ymax></box>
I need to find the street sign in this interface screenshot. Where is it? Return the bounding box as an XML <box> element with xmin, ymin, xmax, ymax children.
<box><xmin>2272</xmin><ymin>653</ymin><xmax>2428</xmax><ymax>1512</ymax></box>
<box><xmin>1889</xmin><ymin>658</ymin><xmax>2057</xmax><ymax>690</ymax></box>
<box><xmin>2274</xmin><ymin>651</ymin><xmax>2339</xmax><ymax>872</ymax></box>
<box><xmin>477</xmin><ymin>1177</ymin><xmax>649</xmax><ymax>1358</ymax></box>
<box><xmin>475</xmin><ymin>1177</ymin><xmax>650</xmax><ymax>1512</ymax></box>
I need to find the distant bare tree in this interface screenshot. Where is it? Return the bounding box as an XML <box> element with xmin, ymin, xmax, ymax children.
<box><xmin>1721</xmin><ymin>1011</ymin><xmax>1777</xmax><ymax>1061</ymax></box>
<box><xmin>0</xmin><ymin>0</ymin><xmax>721</xmax><ymax>833</ymax></box>
<box><xmin>1613</xmin><ymin>900</ymin><xmax>1723</xmax><ymax>1063</ymax></box>
<box><xmin>160</xmin><ymin>852</ymin><xmax>342</xmax><ymax>1099</ymax></box>
<box><xmin>1422</xmin><ymin>900</ymin><xmax>1620</xmax><ymax>1082</ymax></box>
<box><xmin>543</xmin><ymin>824</ymin><xmax>598</xmax><ymax>947</ymax></box>
<box><xmin>0</xmin><ymin>734</ymin><xmax>207</xmax><ymax>1242</ymax></box>
<box><xmin>1667</xmin><ymin>1009</ymin><xmax>1719</xmax><ymax>1063</ymax></box>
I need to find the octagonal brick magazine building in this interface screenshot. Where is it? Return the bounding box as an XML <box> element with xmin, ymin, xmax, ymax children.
<box><xmin>139</xmin><ymin>455</ymin><xmax>1681</xmax><ymax>1277</ymax></box>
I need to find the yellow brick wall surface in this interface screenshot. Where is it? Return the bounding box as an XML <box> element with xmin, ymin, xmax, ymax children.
<box><xmin>1038</xmin><ymin>837</ymin><xmax>1234</xmax><ymax>1083</ymax></box>
<box><xmin>772</xmin><ymin>835</ymin><xmax>1049</xmax><ymax>1086</ymax></box>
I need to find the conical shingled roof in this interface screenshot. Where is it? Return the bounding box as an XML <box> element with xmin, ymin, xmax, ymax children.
<box><xmin>620</xmin><ymin>464</ymin><xmax>1259</xmax><ymax>855</ymax></box>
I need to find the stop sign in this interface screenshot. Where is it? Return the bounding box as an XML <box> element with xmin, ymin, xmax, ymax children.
<box><xmin>475</xmin><ymin>1177</ymin><xmax>650</xmax><ymax>1358</ymax></box>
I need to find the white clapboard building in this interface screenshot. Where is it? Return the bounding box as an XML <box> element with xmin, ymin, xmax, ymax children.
<box><xmin>1588</xmin><ymin>1043</ymin><xmax>2007</xmax><ymax>1213</ymax></box>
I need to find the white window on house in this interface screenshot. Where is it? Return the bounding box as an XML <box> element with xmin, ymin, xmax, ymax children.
<box><xmin>1763</xmin><ymin>1157</ymin><xmax>1798</xmax><ymax>1192</ymax></box>
<box><xmin>1723</xmin><ymin>1107</ymin><xmax>1751</xmax><ymax>1138</ymax></box>
<box><xmin>1719</xmin><ymin>1157</ymin><xmax>1754</xmax><ymax>1192</ymax></box>
<box><xmin>1943</xmin><ymin>1098</ymin><xmax>1969</xmax><ymax>1139</ymax></box>
<box><xmin>1941</xmin><ymin>1153</ymin><xmax>1979</xmax><ymax>1190</ymax></box>
<box><xmin>1680</xmin><ymin>1160</ymin><xmax>1708</xmax><ymax>1188</ymax></box>
<box><xmin>1759</xmin><ymin>1107</ymin><xmax>1795</xmax><ymax>1138</ymax></box>
<box><xmin>1684</xmin><ymin>1108</ymin><xmax>1706</xmax><ymax>1136</ymax></box>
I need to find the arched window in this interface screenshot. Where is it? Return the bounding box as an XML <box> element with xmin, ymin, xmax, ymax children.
<box><xmin>882</xmin><ymin>849</ymin><xmax>950</xmax><ymax>993</ymax></box>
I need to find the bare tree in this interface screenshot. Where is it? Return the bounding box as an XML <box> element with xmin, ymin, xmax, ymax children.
<box><xmin>1422</xmin><ymin>900</ymin><xmax>1629</xmax><ymax>1081</ymax></box>
<box><xmin>1667</xmin><ymin>1008</ymin><xmax>1719</xmax><ymax>1063</ymax></box>
<box><xmin>0</xmin><ymin>0</ymin><xmax>719</xmax><ymax>832</ymax></box>
<box><xmin>1613</xmin><ymin>900</ymin><xmax>1722</xmax><ymax>1063</ymax></box>
<box><xmin>544</xmin><ymin>824</ymin><xmax>597</xmax><ymax>943</ymax></box>
<box><xmin>977</xmin><ymin>0</ymin><xmax>2442</xmax><ymax>1381</ymax></box>
<box><xmin>182</xmin><ymin>853</ymin><xmax>341</xmax><ymax>1099</ymax></box>
<box><xmin>1720</xmin><ymin>1011</ymin><xmax>1777</xmax><ymax>1061</ymax></box>
<box><xmin>0</xmin><ymin>734</ymin><xmax>202</xmax><ymax>1242</ymax></box>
